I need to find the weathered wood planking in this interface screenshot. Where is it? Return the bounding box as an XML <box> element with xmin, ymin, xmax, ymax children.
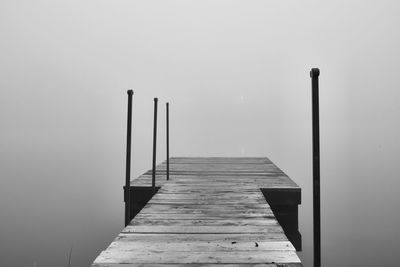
<box><xmin>93</xmin><ymin>157</ymin><xmax>302</xmax><ymax>266</ymax></box>
<box><xmin>131</xmin><ymin>157</ymin><xmax>299</xmax><ymax>190</ymax></box>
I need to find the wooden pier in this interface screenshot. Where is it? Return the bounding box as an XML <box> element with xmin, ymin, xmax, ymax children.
<box><xmin>93</xmin><ymin>157</ymin><xmax>302</xmax><ymax>266</ymax></box>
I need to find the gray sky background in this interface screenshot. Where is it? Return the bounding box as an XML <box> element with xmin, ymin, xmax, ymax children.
<box><xmin>1</xmin><ymin>1</ymin><xmax>400</xmax><ymax>266</ymax></box>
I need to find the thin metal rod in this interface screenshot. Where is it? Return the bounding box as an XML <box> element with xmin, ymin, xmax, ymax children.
<box><xmin>310</xmin><ymin>68</ymin><xmax>321</xmax><ymax>267</ymax></box>
<box><xmin>125</xmin><ymin>89</ymin><xmax>133</xmax><ymax>227</ymax></box>
<box><xmin>152</xmin><ymin>98</ymin><xmax>158</xmax><ymax>194</ymax></box>
<box><xmin>166</xmin><ymin>102</ymin><xmax>169</xmax><ymax>180</ymax></box>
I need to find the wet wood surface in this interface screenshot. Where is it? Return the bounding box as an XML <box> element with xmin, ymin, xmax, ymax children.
<box><xmin>92</xmin><ymin>157</ymin><xmax>302</xmax><ymax>266</ymax></box>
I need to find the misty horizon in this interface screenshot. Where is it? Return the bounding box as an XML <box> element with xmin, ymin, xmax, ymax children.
<box><xmin>1</xmin><ymin>1</ymin><xmax>400</xmax><ymax>266</ymax></box>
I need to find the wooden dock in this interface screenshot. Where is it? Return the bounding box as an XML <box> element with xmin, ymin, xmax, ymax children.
<box><xmin>93</xmin><ymin>157</ymin><xmax>302</xmax><ymax>266</ymax></box>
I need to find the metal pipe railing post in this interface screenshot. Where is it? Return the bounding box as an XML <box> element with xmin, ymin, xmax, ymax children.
<box><xmin>124</xmin><ymin>89</ymin><xmax>133</xmax><ymax>227</ymax></box>
<box><xmin>152</xmin><ymin>98</ymin><xmax>158</xmax><ymax>194</ymax></box>
<box><xmin>166</xmin><ymin>102</ymin><xmax>170</xmax><ymax>180</ymax></box>
<box><xmin>310</xmin><ymin>68</ymin><xmax>321</xmax><ymax>267</ymax></box>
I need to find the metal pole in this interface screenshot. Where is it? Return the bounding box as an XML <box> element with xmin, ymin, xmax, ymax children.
<box><xmin>310</xmin><ymin>68</ymin><xmax>321</xmax><ymax>267</ymax></box>
<box><xmin>125</xmin><ymin>89</ymin><xmax>133</xmax><ymax>227</ymax></box>
<box><xmin>152</xmin><ymin>98</ymin><xmax>158</xmax><ymax>194</ymax></box>
<box><xmin>166</xmin><ymin>102</ymin><xmax>169</xmax><ymax>180</ymax></box>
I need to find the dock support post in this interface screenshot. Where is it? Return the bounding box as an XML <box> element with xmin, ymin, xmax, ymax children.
<box><xmin>124</xmin><ymin>89</ymin><xmax>133</xmax><ymax>227</ymax></box>
<box><xmin>152</xmin><ymin>98</ymin><xmax>158</xmax><ymax>194</ymax></box>
<box><xmin>166</xmin><ymin>102</ymin><xmax>169</xmax><ymax>180</ymax></box>
<box><xmin>310</xmin><ymin>68</ymin><xmax>321</xmax><ymax>267</ymax></box>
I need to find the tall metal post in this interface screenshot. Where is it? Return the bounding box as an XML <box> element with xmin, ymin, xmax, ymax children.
<box><xmin>152</xmin><ymin>98</ymin><xmax>158</xmax><ymax>194</ymax></box>
<box><xmin>166</xmin><ymin>102</ymin><xmax>170</xmax><ymax>180</ymax></box>
<box><xmin>124</xmin><ymin>90</ymin><xmax>133</xmax><ymax>227</ymax></box>
<box><xmin>310</xmin><ymin>68</ymin><xmax>321</xmax><ymax>267</ymax></box>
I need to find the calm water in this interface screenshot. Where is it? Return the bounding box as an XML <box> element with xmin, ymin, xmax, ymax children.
<box><xmin>1</xmin><ymin>1</ymin><xmax>400</xmax><ymax>266</ymax></box>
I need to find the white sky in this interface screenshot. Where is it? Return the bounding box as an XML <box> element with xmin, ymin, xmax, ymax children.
<box><xmin>1</xmin><ymin>1</ymin><xmax>400</xmax><ymax>266</ymax></box>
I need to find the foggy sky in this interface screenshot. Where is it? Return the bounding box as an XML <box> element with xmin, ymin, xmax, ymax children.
<box><xmin>1</xmin><ymin>1</ymin><xmax>400</xmax><ymax>266</ymax></box>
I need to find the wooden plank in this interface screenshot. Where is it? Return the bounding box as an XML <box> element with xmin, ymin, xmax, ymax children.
<box><xmin>115</xmin><ymin>233</ymin><xmax>289</xmax><ymax>242</ymax></box>
<box><xmin>123</xmin><ymin>225</ymin><xmax>284</xmax><ymax>234</ymax></box>
<box><xmin>147</xmin><ymin>200</ymin><xmax>268</xmax><ymax>205</ymax></box>
<box><xmin>149</xmin><ymin>194</ymin><xmax>266</xmax><ymax>200</ymax></box>
<box><xmin>130</xmin><ymin>218</ymin><xmax>279</xmax><ymax>227</ymax></box>
<box><xmin>138</xmin><ymin>207</ymin><xmax>273</xmax><ymax>215</ymax></box>
<box><xmin>143</xmin><ymin>203</ymin><xmax>273</xmax><ymax>209</ymax></box>
<box><xmin>106</xmin><ymin>239</ymin><xmax>295</xmax><ymax>252</ymax></box>
<box><xmin>133</xmin><ymin>213</ymin><xmax>276</xmax><ymax>220</ymax></box>
<box><xmin>93</xmin><ymin>264</ymin><xmax>302</xmax><ymax>267</ymax></box>
<box><xmin>93</xmin><ymin>250</ymin><xmax>301</xmax><ymax>264</ymax></box>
